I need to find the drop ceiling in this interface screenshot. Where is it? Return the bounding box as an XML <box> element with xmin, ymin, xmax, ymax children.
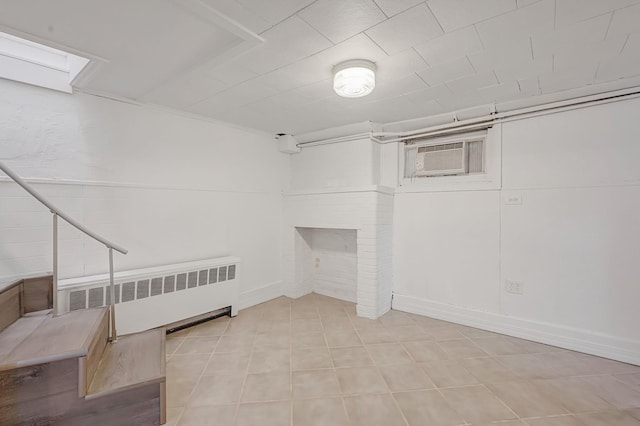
<box><xmin>1</xmin><ymin>0</ymin><xmax>639</xmax><ymax>136</ymax></box>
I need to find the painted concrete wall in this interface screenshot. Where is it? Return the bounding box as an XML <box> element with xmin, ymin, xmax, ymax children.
<box><xmin>0</xmin><ymin>78</ymin><xmax>288</xmax><ymax>305</ymax></box>
<box><xmin>393</xmin><ymin>97</ymin><xmax>640</xmax><ymax>364</ymax></box>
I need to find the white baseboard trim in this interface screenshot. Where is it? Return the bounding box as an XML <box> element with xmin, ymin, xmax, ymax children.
<box><xmin>239</xmin><ymin>281</ymin><xmax>284</xmax><ymax>310</ymax></box>
<box><xmin>392</xmin><ymin>293</ymin><xmax>640</xmax><ymax>366</ymax></box>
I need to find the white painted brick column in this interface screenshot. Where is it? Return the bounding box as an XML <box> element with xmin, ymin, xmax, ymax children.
<box><xmin>283</xmin><ymin>186</ymin><xmax>394</xmax><ymax>319</ymax></box>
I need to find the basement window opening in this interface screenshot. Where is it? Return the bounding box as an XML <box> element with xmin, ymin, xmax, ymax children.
<box><xmin>0</xmin><ymin>31</ymin><xmax>89</xmax><ymax>93</ymax></box>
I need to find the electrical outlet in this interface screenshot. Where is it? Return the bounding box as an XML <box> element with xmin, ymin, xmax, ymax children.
<box><xmin>505</xmin><ymin>280</ymin><xmax>524</xmax><ymax>295</ymax></box>
<box><xmin>505</xmin><ymin>195</ymin><xmax>523</xmax><ymax>205</ymax></box>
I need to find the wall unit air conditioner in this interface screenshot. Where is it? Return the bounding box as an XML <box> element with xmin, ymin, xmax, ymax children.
<box><xmin>415</xmin><ymin>142</ymin><xmax>466</xmax><ymax>176</ymax></box>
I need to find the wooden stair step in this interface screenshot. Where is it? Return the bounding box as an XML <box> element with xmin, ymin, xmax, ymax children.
<box><xmin>87</xmin><ymin>328</ymin><xmax>166</xmax><ymax>400</ymax></box>
<box><xmin>0</xmin><ymin>307</ymin><xmax>107</xmax><ymax>371</ymax></box>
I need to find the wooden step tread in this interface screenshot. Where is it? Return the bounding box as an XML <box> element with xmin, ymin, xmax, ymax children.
<box><xmin>87</xmin><ymin>329</ymin><xmax>165</xmax><ymax>400</ymax></box>
<box><xmin>0</xmin><ymin>307</ymin><xmax>108</xmax><ymax>371</ymax></box>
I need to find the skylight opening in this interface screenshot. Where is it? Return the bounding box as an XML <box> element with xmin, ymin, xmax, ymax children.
<box><xmin>0</xmin><ymin>32</ymin><xmax>90</xmax><ymax>93</ymax></box>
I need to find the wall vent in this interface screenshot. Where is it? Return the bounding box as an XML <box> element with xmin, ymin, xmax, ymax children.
<box><xmin>58</xmin><ymin>257</ymin><xmax>240</xmax><ymax>335</ymax></box>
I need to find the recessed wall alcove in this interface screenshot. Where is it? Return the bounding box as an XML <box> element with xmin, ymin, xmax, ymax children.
<box><xmin>283</xmin><ymin>186</ymin><xmax>394</xmax><ymax>319</ymax></box>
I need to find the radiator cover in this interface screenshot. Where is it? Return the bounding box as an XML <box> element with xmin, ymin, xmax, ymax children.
<box><xmin>58</xmin><ymin>257</ymin><xmax>240</xmax><ymax>335</ymax></box>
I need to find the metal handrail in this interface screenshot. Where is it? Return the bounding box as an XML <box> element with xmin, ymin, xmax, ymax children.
<box><xmin>0</xmin><ymin>161</ymin><xmax>126</xmax><ymax>342</ymax></box>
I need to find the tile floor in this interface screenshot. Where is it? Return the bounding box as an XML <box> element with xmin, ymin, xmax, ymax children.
<box><xmin>165</xmin><ymin>294</ymin><xmax>640</xmax><ymax>426</ymax></box>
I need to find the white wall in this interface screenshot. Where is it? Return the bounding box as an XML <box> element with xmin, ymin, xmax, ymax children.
<box><xmin>393</xmin><ymin>97</ymin><xmax>640</xmax><ymax>364</ymax></box>
<box><xmin>0</xmin><ymin>79</ymin><xmax>288</xmax><ymax>304</ymax></box>
<box><xmin>289</xmin><ymin>137</ymin><xmax>378</xmax><ymax>190</ymax></box>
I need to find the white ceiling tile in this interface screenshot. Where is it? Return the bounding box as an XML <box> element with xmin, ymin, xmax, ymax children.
<box><xmin>493</xmin><ymin>56</ymin><xmax>552</xmax><ymax>82</ymax></box>
<box><xmin>531</xmin><ymin>14</ymin><xmax>610</xmax><ymax>58</ymax></box>
<box><xmin>445</xmin><ymin>71</ymin><xmax>498</xmax><ymax>94</ymax></box>
<box><xmin>297</xmin><ymin>0</ymin><xmax>386</xmax><ymax>44</ymax></box>
<box><xmin>235</xmin><ymin>0</ymin><xmax>317</xmax><ymax>28</ymax></box>
<box><xmin>232</xmin><ymin>15</ymin><xmax>332</xmax><ymax>74</ymax></box>
<box><xmin>539</xmin><ymin>64</ymin><xmax>598</xmax><ymax>93</ymax></box>
<box><xmin>517</xmin><ymin>76</ymin><xmax>541</xmax><ymax>95</ymax></box>
<box><xmin>517</xmin><ymin>0</ymin><xmax>541</xmax><ymax>7</ymax></box>
<box><xmin>375</xmin><ymin>49</ymin><xmax>428</xmax><ymax>81</ymax></box>
<box><xmin>206</xmin><ymin>62</ymin><xmax>259</xmax><ymax>86</ymax></box>
<box><xmin>188</xmin><ymin>78</ymin><xmax>278</xmax><ymax>115</ymax></box>
<box><xmin>476</xmin><ymin>81</ymin><xmax>521</xmax><ymax>101</ymax></box>
<box><xmin>475</xmin><ymin>0</ymin><xmax>555</xmax><ymax>48</ymax></box>
<box><xmin>416</xmin><ymin>57</ymin><xmax>476</xmax><ymax>86</ymax></box>
<box><xmin>427</xmin><ymin>0</ymin><xmax>517</xmax><ymax>32</ymax></box>
<box><xmin>372</xmin><ymin>0</ymin><xmax>424</xmax><ymax>17</ymax></box>
<box><xmin>140</xmin><ymin>73</ymin><xmax>228</xmax><ymax>108</ymax></box>
<box><xmin>555</xmin><ymin>0</ymin><xmax>640</xmax><ymax>28</ymax></box>
<box><xmin>468</xmin><ymin>38</ymin><xmax>532</xmax><ymax>72</ymax></box>
<box><xmin>414</xmin><ymin>26</ymin><xmax>484</xmax><ymax>66</ymax></box>
<box><xmin>200</xmin><ymin>0</ymin><xmax>272</xmax><ymax>33</ymax></box>
<box><xmin>609</xmin><ymin>3</ymin><xmax>640</xmax><ymax>36</ymax></box>
<box><xmin>259</xmin><ymin>32</ymin><xmax>388</xmax><ymax>91</ymax></box>
<box><xmin>405</xmin><ymin>84</ymin><xmax>455</xmax><ymax>103</ymax></box>
<box><xmin>365</xmin><ymin>4</ymin><xmax>444</xmax><ymax>55</ymax></box>
<box><xmin>597</xmin><ymin>38</ymin><xmax>640</xmax><ymax>82</ymax></box>
<box><xmin>553</xmin><ymin>35</ymin><xmax>626</xmax><ymax>72</ymax></box>
<box><xmin>294</xmin><ymin>79</ymin><xmax>336</xmax><ymax>99</ymax></box>
<box><xmin>362</xmin><ymin>73</ymin><xmax>428</xmax><ymax>101</ymax></box>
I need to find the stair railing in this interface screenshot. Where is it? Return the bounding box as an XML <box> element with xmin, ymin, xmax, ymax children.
<box><xmin>0</xmin><ymin>161</ymin><xmax>127</xmax><ymax>343</ymax></box>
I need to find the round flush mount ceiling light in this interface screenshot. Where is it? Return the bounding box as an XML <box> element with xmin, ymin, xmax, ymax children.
<box><xmin>333</xmin><ymin>59</ymin><xmax>376</xmax><ymax>98</ymax></box>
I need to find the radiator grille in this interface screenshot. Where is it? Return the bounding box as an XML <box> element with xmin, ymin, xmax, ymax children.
<box><xmin>66</xmin><ymin>262</ymin><xmax>239</xmax><ymax>311</ymax></box>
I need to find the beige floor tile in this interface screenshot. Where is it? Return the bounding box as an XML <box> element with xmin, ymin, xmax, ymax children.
<box><xmin>386</xmin><ymin>325</ymin><xmax>429</xmax><ymax>342</ymax></box>
<box><xmin>487</xmin><ymin>380</ymin><xmax>568</xmax><ymax>418</ymax></box>
<box><xmin>325</xmin><ymin>329</ymin><xmax>362</xmax><ymax>347</ymax></box>
<box><xmin>472</xmin><ymin>336</ymin><xmax>537</xmax><ymax>356</ymax></box>
<box><xmin>422</xmin><ymin>326</ymin><xmax>466</xmax><ymax>341</ymax></box>
<box><xmin>186</xmin><ymin>319</ymin><xmax>229</xmax><ymax>337</ymax></box>
<box><xmin>439</xmin><ymin>385</ymin><xmax>517</xmax><ymax>424</ymax></box>
<box><xmin>379</xmin><ymin>310</ymin><xmax>416</xmax><ymax>327</ymax></box>
<box><xmin>293</xmin><ymin>369</ymin><xmax>341</xmax><ymax>399</ymax></box>
<box><xmin>459</xmin><ymin>357</ymin><xmax>519</xmax><ymax>383</ymax></box>
<box><xmin>236</xmin><ymin>401</ymin><xmax>290</xmax><ymax>426</ymax></box>
<box><xmin>292</xmin><ymin>331</ymin><xmax>327</xmax><ymax>349</ymax></box>
<box><xmin>497</xmin><ymin>353</ymin><xmax>563</xmax><ymax>379</ymax></box>
<box><xmin>292</xmin><ymin>318</ymin><xmax>323</xmax><ymax>334</ymax></box>
<box><xmin>343</xmin><ymin>393</ymin><xmax>406</xmax><ymax>426</ymax></box>
<box><xmin>253</xmin><ymin>332</ymin><xmax>291</xmax><ymax>351</ymax></box>
<box><xmin>336</xmin><ymin>366</ymin><xmax>389</xmax><ymax>395</ymax></box>
<box><xmin>357</xmin><ymin>327</ymin><xmax>398</xmax><ymax>344</ymax></box>
<box><xmin>241</xmin><ymin>372</ymin><xmax>290</xmax><ymax>402</ymax></box>
<box><xmin>379</xmin><ymin>364</ymin><xmax>435</xmax><ymax>391</ymax></box>
<box><xmin>615</xmin><ymin>373</ymin><xmax>640</xmax><ymax>389</ymax></box>
<box><xmin>167</xmin><ymin>354</ymin><xmax>210</xmax><ymax>382</ymax></box>
<box><xmin>578</xmin><ymin>375</ymin><xmax>640</xmax><ymax>409</ymax></box>
<box><xmin>224</xmin><ymin>320</ymin><xmax>258</xmax><ymax>336</ymax></box>
<box><xmin>367</xmin><ymin>343</ymin><xmax>414</xmax><ymax>366</ymax></box>
<box><xmin>574</xmin><ymin>410</ymin><xmax>640</xmax><ymax>425</ymax></box>
<box><xmin>215</xmin><ymin>335</ymin><xmax>254</xmax><ymax>354</ymax></box>
<box><xmin>248</xmin><ymin>349</ymin><xmax>290</xmax><ymax>373</ymax></box>
<box><xmin>166</xmin><ymin>336</ymin><xmax>186</xmax><ymax>355</ymax></box>
<box><xmin>293</xmin><ymin>397</ymin><xmax>349</xmax><ymax>426</ymax></box>
<box><xmin>174</xmin><ymin>336</ymin><xmax>219</xmax><ymax>354</ymax></box>
<box><xmin>331</xmin><ymin>346</ymin><xmax>374</xmax><ymax>368</ymax></box>
<box><xmin>177</xmin><ymin>405</ymin><xmax>236</xmax><ymax>426</ymax></box>
<box><xmin>167</xmin><ymin>378</ymin><xmax>198</xmax><ymax>408</ymax></box>
<box><xmin>321</xmin><ymin>317</ymin><xmax>356</xmax><ymax>332</ymax></box>
<box><xmin>572</xmin><ymin>353</ymin><xmax>640</xmax><ymax>375</ymax></box>
<box><xmin>474</xmin><ymin>421</ymin><xmax>526</xmax><ymax>426</ymax></box>
<box><xmin>437</xmin><ymin>338</ymin><xmax>488</xmax><ymax>358</ymax></box>
<box><xmin>165</xmin><ymin>406</ymin><xmax>184</xmax><ymax>426</ymax></box>
<box><xmin>411</xmin><ymin>316</ymin><xmax>453</xmax><ymax>329</ymax></box>
<box><xmin>393</xmin><ymin>389</ymin><xmax>464</xmax><ymax>425</ymax></box>
<box><xmin>535</xmin><ymin>377</ymin><xmax>616</xmax><ymax>413</ymax></box>
<box><xmin>525</xmin><ymin>415</ymin><xmax>584</xmax><ymax>425</ymax></box>
<box><xmin>291</xmin><ymin>306</ymin><xmax>319</xmax><ymax>320</ymax></box>
<box><xmin>292</xmin><ymin>346</ymin><xmax>332</xmax><ymax>370</ymax></box>
<box><xmin>628</xmin><ymin>407</ymin><xmax>640</xmax><ymax>420</ymax></box>
<box><xmin>188</xmin><ymin>373</ymin><xmax>245</xmax><ymax>406</ymax></box>
<box><xmin>203</xmin><ymin>352</ymin><xmax>250</xmax><ymax>375</ymax></box>
<box><xmin>350</xmin><ymin>317</ymin><xmax>385</xmax><ymax>330</ymax></box>
<box><xmin>455</xmin><ymin>325</ymin><xmax>503</xmax><ymax>339</ymax></box>
<box><xmin>402</xmin><ymin>340</ymin><xmax>449</xmax><ymax>362</ymax></box>
<box><xmin>419</xmin><ymin>359</ymin><xmax>480</xmax><ymax>388</ymax></box>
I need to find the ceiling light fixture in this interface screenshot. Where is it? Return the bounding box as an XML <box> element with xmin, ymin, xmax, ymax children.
<box><xmin>333</xmin><ymin>59</ymin><xmax>376</xmax><ymax>98</ymax></box>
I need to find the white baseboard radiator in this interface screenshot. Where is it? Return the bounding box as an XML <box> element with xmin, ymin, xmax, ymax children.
<box><xmin>58</xmin><ymin>257</ymin><xmax>240</xmax><ymax>335</ymax></box>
